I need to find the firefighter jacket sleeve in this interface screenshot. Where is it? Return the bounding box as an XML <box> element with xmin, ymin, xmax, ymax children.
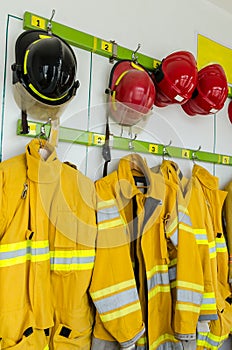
<box><xmin>89</xmin><ymin>170</ymin><xmax>145</xmax><ymax>348</ymax></box>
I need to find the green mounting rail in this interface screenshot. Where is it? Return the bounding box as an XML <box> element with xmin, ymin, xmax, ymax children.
<box><xmin>17</xmin><ymin>119</ymin><xmax>232</xmax><ymax>166</ymax></box>
<box><xmin>23</xmin><ymin>11</ymin><xmax>160</xmax><ymax>71</ymax></box>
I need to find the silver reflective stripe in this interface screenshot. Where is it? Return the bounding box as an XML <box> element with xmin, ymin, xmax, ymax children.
<box><xmin>94</xmin><ymin>287</ymin><xmax>138</xmax><ymax>314</ymax></box>
<box><xmin>197</xmin><ymin>333</ymin><xmax>219</xmax><ymax>347</ymax></box>
<box><xmin>168</xmin><ymin>266</ymin><xmax>176</xmax><ymax>281</ymax></box>
<box><xmin>147</xmin><ymin>271</ymin><xmax>170</xmax><ymax>291</ymax></box>
<box><xmin>170</xmin><ymin>229</ymin><xmax>178</xmax><ymax>246</ymax></box>
<box><xmin>0</xmin><ymin>246</ymin><xmax>49</xmax><ymax>259</ymax></box>
<box><xmin>157</xmin><ymin>342</ymin><xmax>183</xmax><ymax>350</ymax></box>
<box><xmin>120</xmin><ymin>328</ymin><xmax>145</xmax><ymax>348</ymax></box>
<box><xmin>50</xmin><ymin>256</ymin><xmax>94</xmax><ymax>265</ymax></box>
<box><xmin>177</xmin><ymin>289</ymin><xmax>202</xmax><ymax>305</ymax></box>
<box><xmin>97</xmin><ymin>206</ymin><xmax>120</xmax><ymax>223</ymax></box>
<box><xmin>178</xmin><ymin>212</ymin><xmax>192</xmax><ymax>226</ymax></box>
<box><xmin>91</xmin><ymin>337</ymin><xmax>120</xmax><ymax>350</ymax></box>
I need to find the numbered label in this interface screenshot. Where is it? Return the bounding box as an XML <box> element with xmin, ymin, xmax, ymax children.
<box><xmin>182</xmin><ymin>149</ymin><xmax>190</xmax><ymax>158</ymax></box>
<box><xmin>31</xmin><ymin>15</ymin><xmax>46</xmax><ymax>29</ymax></box>
<box><xmin>101</xmin><ymin>40</ymin><xmax>112</xmax><ymax>53</ymax></box>
<box><xmin>222</xmin><ymin>156</ymin><xmax>230</xmax><ymax>164</ymax></box>
<box><xmin>28</xmin><ymin>122</ymin><xmax>37</xmax><ymax>136</ymax></box>
<box><xmin>94</xmin><ymin>134</ymin><xmax>105</xmax><ymax>145</ymax></box>
<box><xmin>149</xmin><ymin>144</ymin><xmax>158</xmax><ymax>154</ymax></box>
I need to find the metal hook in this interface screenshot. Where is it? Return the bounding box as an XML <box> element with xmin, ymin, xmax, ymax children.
<box><xmin>192</xmin><ymin>145</ymin><xmax>201</xmax><ymax>163</ymax></box>
<box><xmin>162</xmin><ymin>140</ymin><xmax>172</xmax><ymax>160</ymax></box>
<box><xmin>37</xmin><ymin>118</ymin><xmax>52</xmax><ymax>142</ymax></box>
<box><xmin>128</xmin><ymin>132</ymin><xmax>137</xmax><ymax>150</ymax></box>
<box><xmin>132</xmin><ymin>43</ymin><xmax>141</xmax><ymax>63</ymax></box>
<box><xmin>47</xmin><ymin>9</ymin><xmax>56</xmax><ymax>34</ymax></box>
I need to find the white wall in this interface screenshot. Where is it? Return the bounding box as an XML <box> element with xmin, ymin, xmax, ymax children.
<box><xmin>1</xmin><ymin>0</ymin><xmax>232</xmax><ymax>348</ymax></box>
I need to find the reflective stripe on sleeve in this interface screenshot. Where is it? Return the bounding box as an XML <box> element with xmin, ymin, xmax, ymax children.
<box><xmin>177</xmin><ymin>289</ymin><xmax>202</xmax><ymax>305</ymax></box>
<box><xmin>215</xmin><ymin>237</ymin><xmax>228</xmax><ymax>253</ymax></box>
<box><xmin>94</xmin><ymin>287</ymin><xmax>138</xmax><ymax>314</ymax></box>
<box><xmin>149</xmin><ymin>333</ymin><xmax>181</xmax><ymax>350</ymax></box>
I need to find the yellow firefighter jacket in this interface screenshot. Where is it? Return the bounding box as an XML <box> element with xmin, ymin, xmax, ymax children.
<box><xmin>192</xmin><ymin>165</ymin><xmax>232</xmax><ymax>350</ymax></box>
<box><xmin>224</xmin><ymin>180</ymin><xmax>232</xmax><ymax>285</ymax></box>
<box><xmin>152</xmin><ymin>160</ymin><xmax>217</xmax><ymax>324</ymax></box>
<box><xmin>0</xmin><ymin>139</ymin><xmax>97</xmax><ymax>349</ymax></box>
<box><xmin>89</xmin><ymin>154</ymin><xmax>203</xmax><ymax>349</ymax></box>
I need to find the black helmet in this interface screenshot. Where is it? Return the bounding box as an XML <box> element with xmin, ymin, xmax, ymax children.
<box><xmin>12</xmin><ymin>30</ymin><xmax>80</xmax><ymax>124</ymax></box>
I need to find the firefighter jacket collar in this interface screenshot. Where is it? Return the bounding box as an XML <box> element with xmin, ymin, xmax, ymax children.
<box><xmin>192</xmin><ymin>164</ymin><xmax>219</xmax><ymax>190</ymax></box>
<box><xmin>117</xmin><ymin>153</ymin><xmax>165</xmax><ymax>201</ymax></box>
<box><xmin>26</xmin><ymin>139</ymin><xmax>62</xmax><ymax>183</ymax></box>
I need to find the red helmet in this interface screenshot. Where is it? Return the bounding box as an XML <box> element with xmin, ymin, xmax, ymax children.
<box><xmin>107</xmin><ymin>60</ymin><xmax>155</xmax><ymax>126</ymax></box>
<box><xmin>152</xmin><ymin>51</ymin><xmax>198</xmax><ymax>107</ymax></box>
<box><xmin>228</xmin><ymin>100</ymin><xmax>232</xmax><ymax>123</ymax></box>
<box><xmin>182</xmin><ymin>64</ymin><xmax>228</xmax><ymax>116</ymax></box>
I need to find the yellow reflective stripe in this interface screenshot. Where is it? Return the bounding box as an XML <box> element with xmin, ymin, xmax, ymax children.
<box><xmin>171</xmin><ymin>280</ymin><xmax>204</xmax><ymax>292</ymax></box>
<box><xmin>150</xmin><ymin>333</ymin><xmax>178</xmax><ymax>350</ymax></box>
<box><xmin>179</xmin><ymin>223</ymin><xmax>194</xmax><ymax>234</ymax></box>
<box><xmin>166</xmin><ymin>218</ymin><xmax>177</xmax><ymax>236</ymax></box>
<box><xmin>200</xmin><ymin>303</ymin><xmax>216</xmax><ymax>310</ymax></box>
<box><xmin>39</xmin><ymin>35</ymin><xmax>51</xmax><ymax>39</ymax></box>
<box><xmin>111</xmin><ymin>91</ymin><xmax>117</xmax><ymax>111</ymax></box>
<box><xmin>24</xmin><ymin>50</ymin><xmax>29</xmax><ymax>74</ymax></box>
<box><xmin>137</xmin><ymin>336</ymin><xmax>147</xmax><ymax>345</ymax></box>
<box><xmin>176</xmin><ymin>303</ymin><xmax>200</xmax><ymax>313</ymax></box>
<box><xmin>28</xmin><ymin>83</ymin><xmax>68</xmax><ymax>102</ymax></box>
<box><xmin>91</xmin><ymin>279</ymin><xmax>136</xmax><ymax>300</ymax></box>
<box><xmin>50</xmin><ymin>249</ymin><xmax>95</xmax><ymax>258</ymax></box>
<box><xmin>0</xmin><ymin>240</ymin><xmax>49</xmax><ymax>252</ymax></box>
<box><xmin>51</xmin><ymin>262</ymin><xmax>94</xmax><ymax>271</ymax></box>
<box><xmin>115</xmin><ymin>70</ymin><xmax>129</xmax><ymax>86</ymax></box>
<box><xmin>97</xmin><ymin>199</ymin><xmax>116</xmax><ymax>209</ymax></box>
<box><xmin>146</xmin><ymin>264</ymin><xmax>168</xmax><ymax>279</ymax></box>
<box><xmin>44</xmin><ymin>345</ymin><xmax>49</xmax><ymax>350</ymax></box>
<box><xmin>98</xmin><ymin>217</ymin><xmax>124</xmax><ymax>230</ymax></box>
<box><xmin>100</xmin><ymin>301</ymin><xmax>140</xmax><ymax>322</ymax></box>
<box><xmin>169</xmin><ymin>258</ymin><xmax>177</xmax><ymax>267</ymax></box>
<box><xmin>148</xmin><ymin>285</ymin><xmax>170</xmax><ymax>300</ymax></box>
<box><xmin>178</xmin><ymin>205</ymin><xmax>189</xmax><ymax>214</ymax></box>
<box><xmin>131</xmin><ymin>62</ymin><xmax>145</xmax><ymax>71</ymax></box>
<box><xmin>193</xmin><ymin>229</ymin><xmax>207</xmax><ymax>234</ymax></box>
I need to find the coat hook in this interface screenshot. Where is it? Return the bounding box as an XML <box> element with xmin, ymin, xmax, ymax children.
<box><xmin>192</xmin><ymin>145</ymin><xmax>201</xmax><ymax>163</ymax></box>
<box><xmin>132</xmin><ymin>43</ymin><xmax>141</xmax><ymax>63</ymax></box>
<box><xmin>162</xmin><ymin>140</ymin><xmax>172</xmax><ymax>160</ymax></box>
<box><xmin>47</xmin><ymin>9</ymin><xmax>56</xmax><ymax>34</ymax></box>
<box><xmin>128</xmin><ymin>128</ymin><xmax>137</xmax><ymax>149</ymax></box>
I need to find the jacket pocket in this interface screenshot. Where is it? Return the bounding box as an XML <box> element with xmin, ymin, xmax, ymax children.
<box><xmin>52</xmin><ymin>324</ymin><xmax>91</xmax><ymax>350</ymax></box>
<box><xmin>1</xmin><ymin>327</ymin><xmax>48</xmax><ymax>349</ymax></box>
